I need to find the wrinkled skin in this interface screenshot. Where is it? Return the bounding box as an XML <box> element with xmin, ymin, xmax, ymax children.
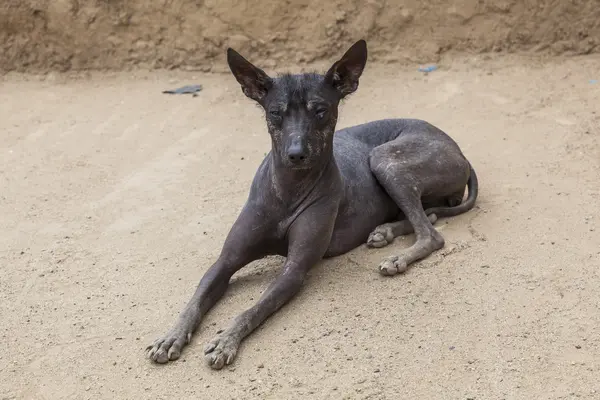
<box><xmin>146</xmin><ymin>40</ymin><xmax>479</xmax><ymax>369</ymax></box>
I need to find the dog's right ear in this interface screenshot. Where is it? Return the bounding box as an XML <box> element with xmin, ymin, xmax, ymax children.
<box><xmin>227</xmin><ymin>48</ymin><xmax>273</xmax><ymax>103</ymax></box>
<box><xmin>324</xmin><ymin>39</ymin><xmax>368</xmax><ymax>98</ymax></box>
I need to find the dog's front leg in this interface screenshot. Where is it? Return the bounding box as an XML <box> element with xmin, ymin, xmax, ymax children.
<box><xmin>147</xmin><ymin>204</ymin><xmax>270</xmax><ymax>364</ymax></box>
<box><xmin>204</xmin><ymin>202</ymin><xmax>338</xmax><ymax>369</ymax></box>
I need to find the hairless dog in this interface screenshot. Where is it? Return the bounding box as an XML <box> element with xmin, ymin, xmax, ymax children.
<box><xmin>147</xmin><ymin>40</ymin><xmax>478</xmax><ymax>369</ymax></box>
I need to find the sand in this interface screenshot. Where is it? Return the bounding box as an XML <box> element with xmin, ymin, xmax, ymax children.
<box><xmin>1</xmin><ymin>53</ymin><xmax>600</xmax><ymax>399</ymax></box>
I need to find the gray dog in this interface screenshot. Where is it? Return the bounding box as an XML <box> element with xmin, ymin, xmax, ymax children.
<box><xmin>147</xmin><ymin>40</ymin><xmax>478</xmax><ymax>369</ymax></box>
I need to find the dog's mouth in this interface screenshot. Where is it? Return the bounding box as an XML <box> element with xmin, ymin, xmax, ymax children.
<box><xmin>288</xmin><ymin>163</ymin><xmax>312</xmax><ymax>171</ymax></box>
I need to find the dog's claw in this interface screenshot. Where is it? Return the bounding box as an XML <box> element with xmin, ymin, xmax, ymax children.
<box><xmin>378</xmin><ymin>255</ymin><xmax>408</xmax><ymax>276</ymax></box>
<box><xmin>168</xmin><ymin>346</ymin><xmax>181</xmax><ymax>361</ymax></box>
<box><xmin>204</xmin><ymin>341</ymin><xmax>217</xmax><ymax>354</ymax></box>
<box><xmin>149</xmin><ymin>346</ymin><xmax>170</xmax><ymax>363</ymax></box>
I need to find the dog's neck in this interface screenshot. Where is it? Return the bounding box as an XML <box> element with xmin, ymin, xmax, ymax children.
<box><xmin>269</xmin><ymin>149</ymin><xmax>338</xmax><ymax>206</ymax></box>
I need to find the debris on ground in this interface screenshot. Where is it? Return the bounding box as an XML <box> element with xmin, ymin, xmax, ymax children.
<box><xmin>162</xmin><ymin>84</ymin><xmax>203</xmax><ymax>96</ymax></box>
<box><xmin>419</xmin><ymin>64</ymin><xmax>438</xmax><ymax>73</ymax></box>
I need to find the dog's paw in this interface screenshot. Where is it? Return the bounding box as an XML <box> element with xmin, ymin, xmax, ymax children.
<box><xmin>146</xmin><ymin>328</ymin><xmax>191</xmax><ymax>364</ymax></box>
<box><xmin>204</xmin><ymin>331</ymin><xmax>241</xmax><ymax>370</ymax></box>
<box><xmin>367</xmin><ymin>226</ymin><xmax>394</xmax><ymax>248</ymax></box>
<box><xmin>378</xmin><ymin>255</ymin><xmax>408</xmax><ymax>276</ymax></box>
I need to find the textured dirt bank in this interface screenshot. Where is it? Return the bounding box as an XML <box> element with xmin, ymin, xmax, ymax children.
<box><xmin>1</xmin><ymin>0</ymin><xmax>599</xmax><ymax>73</ymax></box>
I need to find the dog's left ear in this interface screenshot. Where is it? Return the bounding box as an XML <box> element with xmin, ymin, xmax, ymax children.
<box><xmin>325</xmin><ymin>39</ymin><xmax>368</xmax><ymax>98</ymax></box>
<box><xmin>227</xmin><ymin>48</ymin><xmax>273</xmax><ymax>103</ymax></box>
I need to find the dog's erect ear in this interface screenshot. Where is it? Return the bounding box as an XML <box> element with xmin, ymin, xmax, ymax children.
<box><xmin>227</xmin><ymin>48</ymin><xmax>273</xmax><ymax>103</ymax></box>
<box><xmin>324</xmin><ymin>40</ymin><xmax>368</xmax><ymax>98</ymax></box>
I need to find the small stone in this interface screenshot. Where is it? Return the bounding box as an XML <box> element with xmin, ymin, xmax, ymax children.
<box><xmin>290</xmin><ymin>377</ymin><xmax>302</xmax><ymax>387</ymax></box>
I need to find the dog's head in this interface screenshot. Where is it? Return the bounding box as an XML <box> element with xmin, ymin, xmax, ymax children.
<box><xmin>227</xmin><ymin>40</ymin><xmax>367</xmax><ymax>170</ymax></box>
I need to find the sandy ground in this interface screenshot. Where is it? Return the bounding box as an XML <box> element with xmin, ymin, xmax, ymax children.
<box><xmin>1</xmin><ymin>54</ymin><xmax>600</xmax><ymax>400</ymax></box>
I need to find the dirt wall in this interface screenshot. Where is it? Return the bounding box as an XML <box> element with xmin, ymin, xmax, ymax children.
<box><xmin>1</xmin><ymin>0</ymin><xmax>599</xmax><ymax>73</ymax></box>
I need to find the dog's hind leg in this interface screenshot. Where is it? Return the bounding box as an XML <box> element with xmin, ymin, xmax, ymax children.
<box><xmin>366</xmin><ymin>184</ymin><xmax>467</xmax><ymax>248</ymax></box>
<box><xmin>369</xmin><ymin>181</ymin><xmax>445</xmax><ymax>276</ymax></box>
<box><xmin>368</xmin><ymin>135</ymin><xmax>470</xmax><ymax>276</ymax></box>
<box><xmin>367</xmin><ymin>214</ymin><xmax>438</xmax><ymax>248</ymax></box>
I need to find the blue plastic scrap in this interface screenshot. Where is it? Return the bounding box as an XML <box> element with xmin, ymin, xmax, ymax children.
<box><xmin>418</xmin><ymin>65</ymin><xmax>438</xmax><ymax>73</ymax></box>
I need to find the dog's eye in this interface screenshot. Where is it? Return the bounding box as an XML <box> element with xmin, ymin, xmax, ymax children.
<box><xmin>269</xmin><ymin>110</ymin><xmax>282</xmax><ymax>119</ymax></box>
<box><xmin>316</xmin><ymin>108</ymin><xmax>328</xmax><ymax>118</ymax></box>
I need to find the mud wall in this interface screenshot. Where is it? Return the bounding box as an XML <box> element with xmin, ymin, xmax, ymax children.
<box><xmin>1</xmin><ymin>0</ymin><xmax>599</xmax><ymax>73</ymax></box>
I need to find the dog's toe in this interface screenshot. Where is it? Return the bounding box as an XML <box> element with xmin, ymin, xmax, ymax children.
<box><xmin>367</xmin><ymin>227</ymin><xmax>394</xmax><ymax>248</ymax></box>
<box><xmin>204</xmin><ymin>331</ymin><xmax>240</xmax><ymax>370</ymax></box>
<box><xmin>378</xmin><ymin>256</ymin><xmax>408</xmax><ymax>276</ymax></box>
<box><xmin>146</xmin><ymin>329</ymin><xmax>189</xmax><ymax>364</ymax></box>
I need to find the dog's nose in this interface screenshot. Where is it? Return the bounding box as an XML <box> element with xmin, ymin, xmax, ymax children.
<box><xmin>287</xmin><ymin>144</ymin><xmax>307</xmax><ymax>163</ymax></box>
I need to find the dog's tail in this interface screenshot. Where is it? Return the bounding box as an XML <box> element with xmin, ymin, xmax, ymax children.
<box><xmin>425</xmin><ymin>163</ymin><xmax>478</xmax><ymax>218</ymax></box>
